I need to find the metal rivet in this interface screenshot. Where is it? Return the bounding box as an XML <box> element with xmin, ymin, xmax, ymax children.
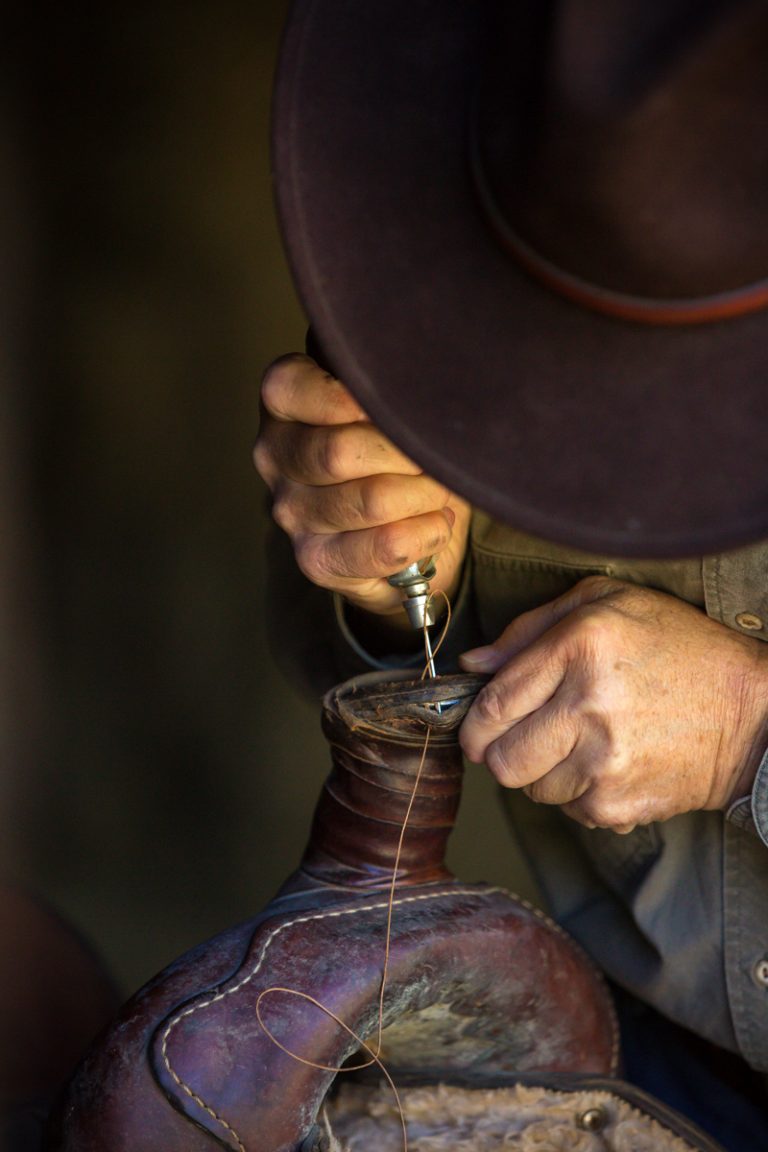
<box><xmin>577</xmin><ymin>1106</ymin><xmax>608</xmax><ymax>1132</ymax></box>
<box><xmin>752</xmin><ymin>958</ymin><xmax>768</xmax><ymax>987</ymax></box>
<box><xmin>735</xmin><ymin>612</ymin><xmax>764</xmax><ymax>631</ymax></box>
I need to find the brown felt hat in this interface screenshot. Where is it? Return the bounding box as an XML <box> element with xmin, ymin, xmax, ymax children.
<box><xmin>273</xmin><ymin>0</ymin><xmax>768</xmax><ymax>557</ymax></box>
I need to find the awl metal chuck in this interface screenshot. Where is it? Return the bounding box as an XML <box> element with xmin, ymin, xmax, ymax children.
<box><xmin>387</xmin><ymin>557</ymin><xmax>438</xmax><ymax>678</ymax></box>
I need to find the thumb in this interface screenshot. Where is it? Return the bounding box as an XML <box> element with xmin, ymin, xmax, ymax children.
<box><xmin>459</xmin><ymin>642</ymin><xmax>510</xmax><ymax>674</ymax></box>
<box><xmin>459</xmin><ymin>574</ymin><xmax>621</xmax><ymax>672</ymax></box>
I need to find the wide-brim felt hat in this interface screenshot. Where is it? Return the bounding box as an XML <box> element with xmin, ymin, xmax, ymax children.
<box><xmin>272</xmin><ymin>0</ymin><xmax>768</xmax><ymax>557</ymax></box>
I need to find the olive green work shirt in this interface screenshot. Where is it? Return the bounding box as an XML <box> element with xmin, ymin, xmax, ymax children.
<box><xmin>466</xmin><ymin>515</ymin><xmax>768</xmax><ymax>1072</ymax></box>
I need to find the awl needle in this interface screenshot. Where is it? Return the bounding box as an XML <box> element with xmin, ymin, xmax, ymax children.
<box><xmin>423</xmin><ymin>622</ymin><xmax>437</xmax><ymax>681</ymax></box>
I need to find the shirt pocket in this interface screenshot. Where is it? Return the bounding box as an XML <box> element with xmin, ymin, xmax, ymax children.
<box><xmin>469</xmin><ymin>515</ymin><xmax>706</xmax><ymax>643</ymax></box>
<box><xmin>472</xmin><ymin>548</ymin><xmax>614</xmax><ymax>642</ymax></box>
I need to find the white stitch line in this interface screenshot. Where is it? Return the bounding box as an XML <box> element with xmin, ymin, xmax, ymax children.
<box><xmin>159</xmin><ymin>884</ymin><xmax>617</xmax><ymax>1150</ymax></box>
<box><xmin>159</xmin><ymin>887</ymin><xmax>497</xmax><ymax>1149</ymax></box>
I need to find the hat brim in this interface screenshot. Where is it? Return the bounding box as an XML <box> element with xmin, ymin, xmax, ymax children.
<box><xmin>273</xmin><ymin>0</ymin><xmax>768</xmax><ymax>557</ymax></box>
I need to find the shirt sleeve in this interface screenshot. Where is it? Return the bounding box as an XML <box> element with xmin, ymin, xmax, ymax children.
<box><xmin>725</xmin><ymin>743</ymin><xmax>768</xmax><ymax>849</ymax></box>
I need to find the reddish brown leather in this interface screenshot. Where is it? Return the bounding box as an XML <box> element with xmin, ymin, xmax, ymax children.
<box><xmin>297</xmin><ymin>674</ymin><xmax>476</xmax><ymax>888</ymax></box>
<box><xmin>46</xmin><ymin>673</ymin><xmax>619</xmax><ymax>1152</ymax></box>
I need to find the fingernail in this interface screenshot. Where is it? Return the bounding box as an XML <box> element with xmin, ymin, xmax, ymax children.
<box><xmin>460</xmin><ymin>646</ymin><xmax>496</xmax><ymax>670</ymax></box>
<box><xmin>443</xmin><ymin>506</ymin><xmax>456</xmax><ymax>529</ymax></box>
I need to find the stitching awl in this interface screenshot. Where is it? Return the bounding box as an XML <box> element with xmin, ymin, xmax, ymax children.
<box><xmin>387</xmin><ymin>558</ymin><xmax>439</xmax><ymax>681</ymax></box>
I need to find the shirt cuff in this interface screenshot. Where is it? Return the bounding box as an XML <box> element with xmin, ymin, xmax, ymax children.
<box><xmin>725</xmin><ymin>743</ymin><xmax>768</xmax><ymax>847</ymax></box>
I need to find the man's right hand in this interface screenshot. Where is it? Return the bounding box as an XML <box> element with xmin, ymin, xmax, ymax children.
<box><xmin>254</xmin><ymin>353</ymin><xmax>470</xmax><ymax>622</ymax></box>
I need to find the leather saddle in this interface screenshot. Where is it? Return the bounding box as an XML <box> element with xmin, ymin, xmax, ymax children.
<box><xmin>45</xmin><ymin>672</ymin><xmax>723</xmax><ymax>1151</ymax></box>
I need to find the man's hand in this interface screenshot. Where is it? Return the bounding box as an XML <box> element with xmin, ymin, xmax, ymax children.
<box><xmin>254</xmin><ymin>354</ymin><xmax>470</xmax><ymax>620</ymax></box>
<box><xmin>459</xmin><ymin>576</ymin><xmax>768</xmax><ymax>831</ymax></box>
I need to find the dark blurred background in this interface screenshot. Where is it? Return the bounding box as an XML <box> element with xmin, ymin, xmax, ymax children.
<box><xmin>2</xmin><ymin>1</ymin><xmax>530</xmax><ymax>998</ymax></box>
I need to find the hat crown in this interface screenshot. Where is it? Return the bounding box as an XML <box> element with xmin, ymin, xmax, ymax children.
<box><xmin>273</xmin><ymin>0</ymin><xmax>768</xmax><ymax>555</ymax></box>
<box><xmin>474</xmin><ymin>0</ymin><xmax>768</xmax><ymax>303</ymax></box>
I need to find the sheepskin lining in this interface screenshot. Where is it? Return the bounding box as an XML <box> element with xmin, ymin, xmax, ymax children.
<box><xmin>322</xmin><ymin>1081</ymin><xmax>700</xmax><ymax>1150</ymax></box>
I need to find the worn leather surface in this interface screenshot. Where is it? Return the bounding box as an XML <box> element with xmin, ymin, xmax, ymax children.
<box><xmin>46</xmin><ymin>673</ymin><xmax>618</xmax><ymax>1152</ymax></box>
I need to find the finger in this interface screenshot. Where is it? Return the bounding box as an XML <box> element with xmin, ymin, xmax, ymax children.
<box><xmin>521</xmin><ymin>756</ymin><xmax>588</xmax><ymax>806</ymax></box>
<box><xmin>272</xmin><ymin>473</ymin><xmax>452</xmax><ymax>535</ymax></box>
<box><xmin>558</xmin><ymin>765</ymin><xmax>646</xmax><ymax>832</ymax></box>
<box><xmin>559</xmin><ymin>797</ymin><xmax>637</xmax><ymax>834</ymax></box>
<box><xmin>469</xmin><ymin>696</ymin><xmax>579</xmax><ymax>789</ymax></box>
<box><xmin>496</xmin><ymin>733</ymin><xmax>639</xmax><ymax>833</ymax></box>
<box><xmin>261</xmin><ymin>354</ymin><xmax>368</xmax><ymax>425</ymax></box>
<box><xmin>460</xmin><ymin>574</ymin><xmax>622</xmax><ymax>673</ymax></box>
<box><xmin>460</xmin><ymin>642</ymin><xmax>568</xmax><ymax>765</ymax></box>
<box><xmin>294</xmin><ymin>510</ymin><xmax>456</xmax><ymax>587</ymax></box>
<box><xmin>259</xmin><ymin>419</ymin><xmax>422</xmax><ymax>488</ymax></box>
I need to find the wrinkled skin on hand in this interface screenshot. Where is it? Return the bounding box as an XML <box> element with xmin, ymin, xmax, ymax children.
<box><xmin>254</xmin><ymin>354</ymin><xmax>470</xmax><ymax>621</ymax></box>
<box><xmin>255</xmin><ymin>357</ymin><xmax>768</xmax><ymax>833</ymax></box>
<box><xmin>460</xmin><ymin>576</ymin><xmax>768</xmax><ymax>832</ymax></box>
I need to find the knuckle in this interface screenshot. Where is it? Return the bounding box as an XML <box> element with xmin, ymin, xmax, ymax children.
<box><xmin>371</xmin><ymin>521</ymin><xmax>413</xmax><ymax>570</ymax></box>
<box><xmin>572</xmin><ymin>793</ymin><xmax>603</xmax><ymax>827</ymax></box>
<box><xmin>270</xmin><ymin>493</ymin><xmax>296</xmax><ymax>534</ymax></box>
<box><xmin>473</xmin><ymin>682</ymin><xmax>506</xmax><ymax>726</ymax></box>
<box><xmin>252</xmin><ymin>438</ymin><xmax>274</xmax><ymax>484</ymax></box>
<box><xmin>319</xmin><ymin>427</ymin><xmax>355</xmax><ymax>482</ymax></box>
<box><xmin>294</xmin><ymin>535</ymin><xmax>331</xmax><ymax>587</ymax></box>
<box><xmin>576</xmin><ymin>791</ymin><xmax>627</xmax><ymax>830</ymax></box>
<box><xmin>357</xmin><ymin>476</ymin><xmax>391</xmax><ymax>526</ymax></box>
<box><xmin>576</xmin><ymin>573</ymin><xmax>615</xmax><ymax>596</ymax></box>
<box><xmin>522</xmin><ymin>778</ymin><xmax>546</xmax><ymax>804</ymax></box>
<box><xmin>425</xmin><ymin>516</ymin><xmax>452</xmax><ymax>553</ymax></box>
<box><xmin>571</xmin><ymin>606</ymin><xmax>619</xmax><ymax>652</ymax></box>
<box><xmin>572</xmin><ymin>605</ymin><xmax>606</xmax><ymax>635</ymax></box>
<box><xmin>486</xmin><ymin>740</ymin><xmax>519</xmax><ymax>786</ymax></box>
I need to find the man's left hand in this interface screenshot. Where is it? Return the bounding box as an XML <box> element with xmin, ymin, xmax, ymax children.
<box><xmin>459</xmin><ymin>576</ymin><xmax>768</xmax><ymax>832</ymax></box>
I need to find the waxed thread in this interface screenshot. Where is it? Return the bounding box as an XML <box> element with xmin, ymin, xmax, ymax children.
<box><xmin>159</xmin><ymin>882</ymin><xmax>620</xmax><ymax>1148</ymax></box>
<box><xmin>421</xmin><ymin>589</ymin><xmax>451</xmax><ymax>680</ymax></box>
<box><xmin>255</xmin><ymin>592</ymin><xmax>452</xmax><ymax>1151</ymax></box>
<box><xmin>254</xmin><ymin>728</ymin><xmax>429</xmax><ymax>1152</ymax></box>
<box><xmin>161</xmin><ymin>886</ymin><xmax>499</xmax><ymax>1152</ymax></box>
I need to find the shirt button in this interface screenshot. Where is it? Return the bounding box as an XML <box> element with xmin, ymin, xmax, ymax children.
<box><xmin>735</xmin><ymin>612</ymin><xmax>764</xmax><ymax>631</ymax></box>
<box><xmin>752</xmin><ymin>958</ymin><xmax>768</xmax><ymax>987</ymax></box>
